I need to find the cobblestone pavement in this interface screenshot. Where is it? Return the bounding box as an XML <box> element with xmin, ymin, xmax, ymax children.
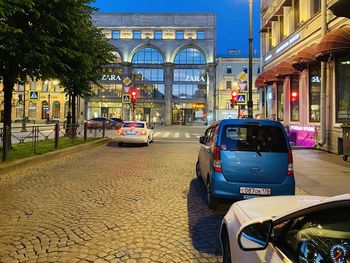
<box><xmin>0</xmin><ymin>140</ymin><xmax>226</xmax><ymax>262</ymax></box>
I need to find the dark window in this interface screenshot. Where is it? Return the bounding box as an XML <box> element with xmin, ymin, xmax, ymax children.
<box><xmin>133</xmin><ymin>30</ymin><xmax>141</xmax><ymax>39</ymax></box>
<box><xmin>176</xmin><ymin>31</ymin><xmax>184</xmax><ymax>39</ymax></box>
<box><xmin>336</xmin><ymin>53</ymin><xmax>350</xmax><ymax>122</ymax></box>
<box><xmin>154</xmin><ymin>31</ymin><xmax>162</xmax><ymax>39</ymax></box>
<box><xmin>309</xmin><ymin>62</ymin><xmax>321</xmax><ymax>122</ymax></box>
<box><xmin>112</xmin><ymin>30</ymin><xmax>120</xmax><ymax>39</ymax></box>
<box><xmin>197</xmin><ymin>31</ymin><xmax>205</xmax><ymax>40</ymax></box>
<box><xmin>312</xmin><ymin>0</ymin><xmax>321</xmax><ymax>15</ymax></box>
<box><xmin>54</xmin><ymin>85</ymin><xmax>60</xmax><ymax>93</ymax></box>
<box><xmin>227</xmin><ymin>66</ymin><xmax>232</xmax><ymax>74</ymax></box>
<box><xmin>294</xmin><ymin>0</ymin><xmax>300</xmax><ymax>28</ymax></box>
<box><xmin>220</xmin><ymin>124</ymin><xmax>288</xmax><ymax>152</ymax></box>
<box><xmin>41</xmin><ymin>101</ymin><xmax>49</xmax><ymax>119</ymax></box>
<box><xmin>226</xmin><ymin>81</ymin><xmax>232</xmax><ymax>90</ymax></box>
<box><xmin>277</xmin><ymin>82</ymin><xmax>284</xmax><ymax>121</ymax></box>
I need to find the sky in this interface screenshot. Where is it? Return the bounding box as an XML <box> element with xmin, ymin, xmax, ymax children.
<box><xmin>92</xmin><ymin>0</ymin><xmax>261</xmax><ymax>57</ymax></box>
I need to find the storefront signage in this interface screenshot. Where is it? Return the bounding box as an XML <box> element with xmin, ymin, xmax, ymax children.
<box><xmin>265</xmin><ymin>54</ymin><xmax>272</xmax><ymax>62</ymax></box>
<box><xmin>276</xmin><ymin>34</ymin><xmax>300</xmax><ymax>54</ymax></box>
<box><xmin>290</xmin><ymin>125</ymin><xmax>316</xmax><ymax>132</ymax></box>
<box><xmin>185</xmin><ymin>75</ymin><xmax>205</xmax><ymax>82</ymax></box>
<box><xmin>101</xmin><ymin>74</ymin><xmax>122</xmax><ymax>81</ymax></box>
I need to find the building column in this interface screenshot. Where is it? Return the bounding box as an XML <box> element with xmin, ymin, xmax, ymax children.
<box><xmin>121</xmin><ymin>62</ymin><xmax>131</xmax><ymax>120</ymax></box>
<box><xmin>207</xmin><ymin>62</ymin><xmax>216</xmax><ymax>123</ymax></box>
<box><xmin>164</xmin><ymin>62</ymin><xmax>173</xmax><ymax>126</ymax></box>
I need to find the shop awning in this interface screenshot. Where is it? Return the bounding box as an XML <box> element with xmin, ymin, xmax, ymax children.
<box><xmin>263</xmin><ymin>68</ymin><xmax>279</xmax><ymax>84</ymax></box>
<box><xmin>275</xmin><ymin>57</ymin><xmax>298</xmax><ymax>77</ymax></box>
<box><xmin>292</xmin><ymin>44</ymin><xmax>317</xmax><ymax>71</ymax></box>
<box><xmin>316</xmin><ymin>26</ymin><xmax>350</xmax><ymax>61</ymax></box>
<box><xmin>329</xmin><ymin>0</ymin><xmax>350</xmax><ymax>18</ymax></box>
<box><xmin>254</xmin><ymin>73</ymin><xmax>266</xmax><ymax>88</ymax></box>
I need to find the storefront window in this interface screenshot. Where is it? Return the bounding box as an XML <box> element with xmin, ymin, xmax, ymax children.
<box><xmin>91</xmin><ymin>84</ymin><xmax>123</xmax><ymax>98</ymax></box>
<box><xmin>290</xmin><ymin>75</ymin><xmax>299</xmax><ymax>121</ymax></box>
<box><xmin>16</xmin><ymin>102</ymin><xmax>23</xmax><ymax>119</ymax></box>
<box><xmin>42</xmin><ymin>101</ymin><xmax>49</xmax><ymax>119</ymax></box>
<box><xmin>174</xmin><ymin>48</ymin><xmax>206</xmax><ymax>64</ymax></box>
<box><xmin>336</xmin><ymin>53</ymin><xmax>350</xmax><ymax>122</ymax></box>
<box><xmin>52</xmin><ymin>101</ymin><xmax>60</xmax><ymax>119</ymax></box>
<box><xmin>28</xmin><ymin>102</ymin><xmax>36</xmax><ymax>119</ymax></box>
<box><xmin>266</xmin><ymin>86</ymin><xmax>273</xmax><ymax>119</ymax></box>
<box><xmin>131</xmin><ymin>47</ymin><xmax>164</xmax><ymax>64</ymax></box>
<box><xmin>136</xmin><ymin>84</ymin><xmax>165</xmax><ymax>99</ymax></box>
<box><xmin>173</xmin><ymin>69</ymin><xmax>206</xmax><ymax>82</ymax></box>
<box><xmin>309</xmin><ymin>62</ymin><xmax>321</xmax><ymax>122</ymax></box>
<box><xmin>132</xmin><ymin>68</ymin><xmax>164</xmax><ymax>81</ymax></box>
<box><xmin>172</xmin><ymin>84</ymin><xmax>206</xmax><ymax>99</ymax></box>
<box><xmin>277</xmin><ymin>82</ymin><xmax>284</xmax><ymax>121</ymax></box>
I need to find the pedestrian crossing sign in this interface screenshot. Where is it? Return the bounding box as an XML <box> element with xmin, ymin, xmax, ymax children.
<box><xmin>237</xmin><ymin>93</ymin><xmax>248</xmax><ymax>105</ymax></box>
<box><xmin>29</xmin><ymin>91</ymin><xmax>39</xmax><ymax>100</ymax></box>
<box><xmin>122</xmin><ymin>94</ymin><xmax>130</xmax><ymax>103</ymax></box>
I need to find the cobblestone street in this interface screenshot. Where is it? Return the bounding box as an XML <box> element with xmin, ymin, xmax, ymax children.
<box><xmin>0</xmin><ymin>140</ymin><xmax>224</xmax><ymax>262</ymax></box>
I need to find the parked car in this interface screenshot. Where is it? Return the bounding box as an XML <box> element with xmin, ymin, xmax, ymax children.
<box><xmin>220</xmin><ymin>194</ymin><xmax>350</xmax><ymax>263</ymax></box>
<box><xmin>85</xmin><ymin>117</ymin><xmax>119</xmax><ymax>129</ymax></box>
<box><xmin>115</xmin><ymin>121</ymin><xmax>153</xmax><ymax>146</ymax></box>
<box><xmin>196</xmin><ymin>118</ymin><xmax>295</xmax><ymax>208</ymax></box>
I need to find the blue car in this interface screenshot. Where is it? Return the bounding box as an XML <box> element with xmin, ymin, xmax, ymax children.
<box><xmin>196</xmin><ymin>119</ymin><xmax>295</xmax><ymax>209</ymax></box>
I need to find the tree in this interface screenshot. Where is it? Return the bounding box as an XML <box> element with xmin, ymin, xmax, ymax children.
<box><xmin>0</xmin><ymin>0</ymin><xmax>112</xmax><ymax>158</ymax></box>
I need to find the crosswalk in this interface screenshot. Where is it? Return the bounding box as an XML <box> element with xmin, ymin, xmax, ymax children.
<box><xmin>153</xmin><ymin>132</ymin><xmax>202</xmax><ymax>139</ymax></box>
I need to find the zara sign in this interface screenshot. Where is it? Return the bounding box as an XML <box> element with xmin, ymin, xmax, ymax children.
<box><xmin>101</xmin><ymin>74</ymin><xmax>122</xmax><ymax>81</ymax></box>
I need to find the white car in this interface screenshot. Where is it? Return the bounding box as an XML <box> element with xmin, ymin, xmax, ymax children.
<box><xmin>115</xmin><ymin>121</ymin><xmax>153</xmax><ymax>146</ymax></box>
<box><xmin>220</xmin><ymin>194</ymin><xmax>350</xmax><ymax>263</ymax></box>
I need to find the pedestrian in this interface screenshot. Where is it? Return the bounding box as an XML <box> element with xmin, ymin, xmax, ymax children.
<box><xmin>160</xmin><ymin>116</ymin><xmax>164</xmax><ymax>126</ymax></box>
<box><xmin>152</xmin><ymin>115</ymin><xmax>157</xmax><ymax>127</ymax></box>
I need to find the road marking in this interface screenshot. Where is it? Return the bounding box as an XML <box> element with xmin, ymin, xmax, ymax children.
<box><xmin>185</xmin><ymin>133</ymin><xmax>190</xmax><ymax>138</ymax></box>
<box><xmin>154</xmin><ymin>132</ymin><xmax>161</xmax><ymax>137</ymax></box>
<box><xmin>174</xmin><ymin>133</ymin><xmax>179</xmax><ymax>138</ymax></box>
<box><xmin>162</xmin><ymin>132</ymin><xmax>170</xmax><ymax>138</ymax></box>
<box><xmin>153</xmin><ymin>139</ymin><xmax>198</xmax><ymax>143</ymax></box>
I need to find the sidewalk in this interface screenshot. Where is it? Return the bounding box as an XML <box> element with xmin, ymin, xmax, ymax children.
<box><xmin>293</xmin><ymin>149</ymin><xmax>350</xmax><ymax>196</ymax></box>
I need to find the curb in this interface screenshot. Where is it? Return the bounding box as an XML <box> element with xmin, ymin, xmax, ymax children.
<box><xmin>0</xmin><ymin>138</ymin><xmax>112</xmax><ymax>175</ymax></box>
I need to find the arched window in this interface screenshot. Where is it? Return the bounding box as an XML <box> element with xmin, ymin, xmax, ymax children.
<box><xmin>174</xmin><ymin>48</ymin><xmax>206</xmax><ymax>64</ymax></box>
<box><xmin>52</xmin><ymin>101</ymin><xmax>60</xmax><ymax>119</ymax></box>
<box><xmin>42</xmin><ymin>101</ymin><xmax>49</xmax><ymax>119</ymax></box>
<box><xmin>28</xmin><ymin>102</ymin><xmax>36</xmax><ymax>119</ymax></box>
<box><xmin>132</xmin><ymin>47</ymin><xmax>164</xmax><ymax>64</ymax></box>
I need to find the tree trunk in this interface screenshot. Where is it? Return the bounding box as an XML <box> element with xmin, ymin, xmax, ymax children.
<box><xmin>2</xmin><ymin>77</ymin><xmax>14</xmax><ymax>160</ymax></box>
<box><xmin>71</xmin><ymin>94</ymin><xmax>76</xmax><ymax>138</ymax></box>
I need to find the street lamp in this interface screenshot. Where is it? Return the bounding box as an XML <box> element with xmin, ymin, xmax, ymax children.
<box><xmin>21</xmin><ymin>84</ymin><xmax>27</xmax><ymax>132</ymax></box>
<box><xmin>247</xmin><ymin>0</ymin><xmax>254</xmax><ymax>118</ymax></box>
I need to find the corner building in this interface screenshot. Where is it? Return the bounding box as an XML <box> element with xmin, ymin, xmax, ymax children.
<box><xmin>90</xmin><ymin>13</ymin><xmax>216</xmax><ymax>125</ymax></box>
<box><xmin>257</xmin><ymin>0</ymin><xmax>350</xmax><ymax>153</ymax></box>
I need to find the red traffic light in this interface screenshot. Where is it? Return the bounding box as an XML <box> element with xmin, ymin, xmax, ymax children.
<box><xmin>231</xmin><ymin>91</ymin><xmax>237</xmax><ymax>97</ymax></box>
<box><xmin>291</xmin><ymin>91</ymin><xmax>298</xmax><ymax>102</ymax></box>
<box><xmin>130</xmin><ymin>88</ymin><xmax>138</xmax><ymax>103</ymax></box>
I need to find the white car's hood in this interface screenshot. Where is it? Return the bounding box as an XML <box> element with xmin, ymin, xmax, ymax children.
<box><xmin>234</xmin><ymin>195</ymin><xmax>327</xmax><ymax>222</ymax></box>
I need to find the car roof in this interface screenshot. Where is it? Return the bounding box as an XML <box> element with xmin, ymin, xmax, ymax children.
<box><xmin>209</xmin><ymin>118</ymin><xmax>285</xmax><ymax>128</ymax></box>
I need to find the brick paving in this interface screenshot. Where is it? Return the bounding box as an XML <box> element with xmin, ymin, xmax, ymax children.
<box><xmin>0</xmin><ymin>141</ymin><xmax>224</xmax><ymax>262</ymax></box>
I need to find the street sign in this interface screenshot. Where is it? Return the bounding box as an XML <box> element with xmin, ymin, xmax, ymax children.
<box><xmin>237</xmin><ymin>93</ymin><xmax>248</xmax><ymax>105</ymax></box>
<box><xmin>238</xmin><ymin>82</ymin><xmax>247</xmax><ymax>91</ymax></box>
<box><xmin>122</xmin><ymin>94</ymin><xmax>130</xmax><ymax>103</ymax></box>
<box><xmin>29</xmin><ymin>91</ymin><xmax>39</xmax><ymax>100</ymax></box>
<box><xmin>238</xmin><ymin>71</ymin><xmax>247</xmax><ymax>82</ymax></box>
<box><xmin>123</xmin><ymin>77</ymin><xmax>132</xmax><ymax>86</ymax></box>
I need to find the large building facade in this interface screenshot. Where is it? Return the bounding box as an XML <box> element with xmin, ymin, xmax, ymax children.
<box><xmin>215</xmin><ymin>57</ymin><xmax>261</xmax><ymax>120</ymax></box>
<box><xmin>90</xmin><ymin>13</ymin><xmax>216</xmax><ymax>125</ymax></box>
<box><xmin>257</xmin><ymin>0</ymin><xmax>350</xmax><ymax>152</ymax></box>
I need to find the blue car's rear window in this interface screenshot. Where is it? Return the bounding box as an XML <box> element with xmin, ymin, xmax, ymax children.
<box><xmin>122</xmin><ymin>122</ymin><xmax>145</xmax><ymax>128</ymax></box>
<box><xmin>220</xmin><ymin>124</ymin><xmax>288</xmax><ymax>152</ymax></box>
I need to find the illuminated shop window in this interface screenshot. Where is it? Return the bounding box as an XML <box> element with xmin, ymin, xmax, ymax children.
<box><xmin>132</xmin><ymin>48</ymin><xmax>164</xmax><ymax>64</ymax></box>
<box><xmin>174</xmin><ymin>48</ymin><xmax>206</xmax><ymax>65</ymax></box>
<box><xmin>52</xmin><ymin>101</ymin><xmax>60</xmax><ymax>119</ymax></box>
<box><xmin>28</xmin><ymin>102</ymin><xmax>36</xmax><ymax>119</ymax></box>
<box><xmin>336</xmin><ymin>53</ymin><xmax>350</xmax><ymax>122</ymax></box>
<box><xmin>290</xmin><ymin>75</ymin><xmax>299</xmax><ymax>122</ymax></box>
<box><xmin>309</xmin><ymin>62</ymin><xmax>321</xmax><ymax>122</ymax></box>
<box><xmin>42</xmin><ymin>101</ymin><xmax>49</xmax><ymax>119</ymax></box>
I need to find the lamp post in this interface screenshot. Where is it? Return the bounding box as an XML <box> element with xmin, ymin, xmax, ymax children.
<box><xmin>21</xmin><ymin>85</ymin><xmax>27</xmax><ymax>132</ymax></box>
<box><xmin>247</xmin><ymin>0</ymin><xmax>254</xmax><ymax>118</ymax></box>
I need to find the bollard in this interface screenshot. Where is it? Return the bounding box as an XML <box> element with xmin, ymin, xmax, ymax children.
<box><xmin>102</xmin><ymin>121</ymin><xmax>106</xmax><ymax>138</ymax></box>
<box><xmin>84</xmin><ymin>122</ymin><xmax>87</xmax><ymax>142</ymax></box>
<box><xmin>54</xmin><ymin>123</ymin><xmax>59</xmax><ymax>149</ymax></box>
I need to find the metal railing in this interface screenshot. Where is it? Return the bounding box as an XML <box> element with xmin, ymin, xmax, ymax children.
<box><xmin>1</xmin><ymin>122</ymin><xmax>107</xmax><ymax>161</ymax></box>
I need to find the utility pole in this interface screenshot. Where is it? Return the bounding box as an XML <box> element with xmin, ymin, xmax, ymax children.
<box><xmin>247</xmin><ymin>0</ymin><xmax>254</xmax><ymax>118</ymax></box>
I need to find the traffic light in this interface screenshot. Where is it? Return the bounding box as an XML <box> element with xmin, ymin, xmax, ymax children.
<box><xmin>230</xmin><ymin>91</ymin><xmax>237</xmax><ymax>108</ymax></box>
<box><xmin>130</xmin><ymin>89</ymin><xmax>138</xmax><ymax>103</ymax></box>
<box><xmin>291</xmin><ymin>91</ymin><xmax>298</xmax><ymax>102</ymax></box>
